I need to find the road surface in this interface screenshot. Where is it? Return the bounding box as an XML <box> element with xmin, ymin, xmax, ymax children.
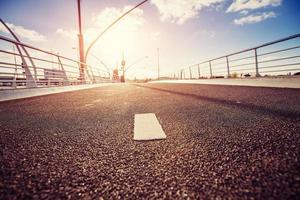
<box><xmin>1</xmin><ymin>83</ymin><xmax>299</xmax><ymax>199</ymax></box>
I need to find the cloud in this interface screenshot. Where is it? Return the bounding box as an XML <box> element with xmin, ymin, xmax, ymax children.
<box><xmin>202</xmin><ymin>29</ymin><xmax>216</xmax><ymax>38</ymax></box>
<box><xmin>151</xmin><ymin>0</ymin><xmax>224</xmax><ymax>24</ymax></box>
<box><xmin>239</xmin><ymin>10</ymin><xmax>249</xmax><ymax>15</ymax></box>
<box><xmin>193</xmin><ymin>29</ymin><xmax>216</xmax><ymax>39</ymax></box>
<box><xmin>56</xmin><ymin>29</ymin><xmax>78</xmax><ymax>40</ymax></box>
<box><xmin>56</xmin><ymin>5</ymin><xmax>145</xmax><ymax>42</ymax></box>
<box><xmin>227</xmin><ymin>0</ymin><xmax>282</xmax><ymax>12</ymax></box>
<box><xmin>0</xmin><ymin>22</ymin><xmax>46</xmax><ymax>42</ymax></box>
<box><xmin>234</xmin><ymin>11</ymin><xmax>276</xmax><ymax>25</ymax></box>
<box><xmin>151</xmin><ymin>31</ymin><xmax>161</xmax><ymax>41</ymax></box>
<box><xmin>92</xmin><ymin>5</ymin><xmax>145</xmax><ymax>31</ymax></box>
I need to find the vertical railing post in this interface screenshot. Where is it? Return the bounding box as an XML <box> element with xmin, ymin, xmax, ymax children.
<box><xmin>197</xmin><ymin>64</ymin><xmax>200</xmax><ymax>79</ymax></box>
<box><xmin>254</xmin><ymin>48</ymin><xmax>260</xmax><ymax>77</ymax></box>
<box><xmin>189</xmin><ymin>66</ymin><xmax>192</xmax><ymax>79</ymax></box>
<box><xmin>57</xmin><ymin>56</ymin><xmax>70</xmax><ymax>85</ymax></box>
<box><xmin>88</xmin><ymin>65</ymin><xmax>95</xmax><ymax>83</ymax></box>
<box><xmin>12</xmin><ymin>46</ymin><xmax>17</xmax><ymax>88</ymax></box>
<box><xmin>12</xmin><ymin>76</ymin><xmax>17</xmax><ymax>88</ymax></box>
<box><xmin>14</xmin><ymin>44</ymin><xmax>37</xmax><ymax>88</ymax></box>
<box><xmin>209</xmin><ymin>61</ymin><xmax>213</xmax><ymax>78</ymax></box>
<box><xmin>226</xmin><ymin>56</ymin><xmax>230</xmax><ymax>78</ymax></box>
<box><xmin>0</xmin><ymin>19</ymin><xmax>38</xmax><ymax>81</ymax></box>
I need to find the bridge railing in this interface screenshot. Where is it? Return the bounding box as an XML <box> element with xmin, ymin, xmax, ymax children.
<box><xmin>166</xmin><ymin>33</ymin><xmax>300</xmax><ymax>79</ymax></box>
<box><xmin>0</xmin><ymin>35</ymin><xmax>111</xmax><ymax>89</ymax></box>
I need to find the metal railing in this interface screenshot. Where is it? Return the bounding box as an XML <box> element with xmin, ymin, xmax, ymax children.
<box><xmin>0</xmin><ymin>35</ymin><xmax>111</xmax><ymax>89</ymax></box>
<box><xmin>165</xmin><ymin>33</ymin><xmax>300</xmax><ymax>79</ymax></box>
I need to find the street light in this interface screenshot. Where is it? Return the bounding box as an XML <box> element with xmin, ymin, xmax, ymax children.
<box><xmin>77</xmin><ymin>0</ymin><xmax>85</xmax><ymax>81</ymax></box>
<box><xmin>157</xmin><ymin>48</ymin><xmax>160</xmax><ymax>80</ymax></box>
<box><xmin>121</xmin><ymin>52</ymin><xmax>126</xmax><ymax>82</ymax></box>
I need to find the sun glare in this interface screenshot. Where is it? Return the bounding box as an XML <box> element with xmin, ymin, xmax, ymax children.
<box><xmin>82</xmin><ymin>6</ymin><xmax>148</xmax><ymax>75</ymax></box>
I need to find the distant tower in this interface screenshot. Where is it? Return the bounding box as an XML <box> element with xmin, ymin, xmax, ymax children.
<box><xmin>157</xmin><ymin>48</ymin><xmax>160</xmax><ymax>80</ymax></box>
<box><xmin>121</xmin><ymin>51</ymin><xmax>126</xmax><ymax>82</ymax></box>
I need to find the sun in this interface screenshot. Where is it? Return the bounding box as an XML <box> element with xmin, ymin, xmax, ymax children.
<box><xmin>85</xmin><ymin>22</ymin><xmax>142</xmax><ymax>69</ymax></box>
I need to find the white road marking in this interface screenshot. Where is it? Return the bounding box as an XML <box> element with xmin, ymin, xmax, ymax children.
<box><xmin>134</xmin><ymin>113</ymin><xmax>166</xmax><ymax>141</ymax></box>
<box><xmin>93</xmin><ymin>99</ymin><xmax>103</xmax><ymax>103</ymax></box>
<box><xmin>83</xmin><ymin>103</ymin><xmax>94</xmax><ymax>107</ymax></box>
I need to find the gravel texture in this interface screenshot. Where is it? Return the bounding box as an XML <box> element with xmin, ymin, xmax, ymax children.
<box><xmin>0</xmin><ymin>83</ymin><xmax>299</xmax><ymax>199</ymax></box>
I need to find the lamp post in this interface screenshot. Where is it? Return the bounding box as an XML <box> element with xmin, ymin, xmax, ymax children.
<box><xmin>77</xmin><ymin>0</ymin><xmax>85</xmax><ymax>82</ymax></box>
<box><xmin>157</xmin><ymin>48</ymin><xmax>160</xmax><ymax>80</ymax></box>
<box><xmin>121</xmin><ymin>52</ymin><xmax>126</xmax><ymax>82</ymax></box>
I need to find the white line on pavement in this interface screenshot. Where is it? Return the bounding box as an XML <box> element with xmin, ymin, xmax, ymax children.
<box><xmin>134</xmin><ymin>113</ymin><xmax>166</xmax><ymax>141</ymax></box>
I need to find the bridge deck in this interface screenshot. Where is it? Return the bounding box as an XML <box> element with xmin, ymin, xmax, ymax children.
<box><xmin>0</xmin><ymin>83</ymin><xmax>299</xmax><ymax>199</ymax></box>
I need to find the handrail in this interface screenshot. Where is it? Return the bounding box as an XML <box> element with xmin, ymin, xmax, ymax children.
<box><xmin>210</xmin><ymin>33</ymin><xmax>300</xmax><ymax>62</ymax></box>
<box><xmin>0</xmin><ymin>35</ymin><xmax>81</xmax><ymax>64</ymax></box>
<box><xmin>0</xmin><ymin>33</ymin><xmax>111</xmax><ymax>88</ymax></box>
<box><xmin>188</xmin><ymin>33</ymin><xmax>300</xmax><ymax>67</ymax></box>
<box><xmin>167</xmin><ymin>33</ymin><xmax>300</xmax><ymax>79</ymax></box>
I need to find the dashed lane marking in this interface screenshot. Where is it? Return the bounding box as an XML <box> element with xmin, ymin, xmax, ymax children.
<box><xmin>134</xmin><ymin>113</ymin><xmax>166</xmax><ymax>141</ymax></box>
<box><xmin>83</xmin><ymin>103</ymin><xmax>94</xmax><ymax>107</ymax></box>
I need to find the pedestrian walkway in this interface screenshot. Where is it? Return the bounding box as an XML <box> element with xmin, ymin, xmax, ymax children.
<box><xmin>153</xmin><ymin>77</ymin><xmax>300</xmax><ymax>89</ymax></box>
<box><xmin>0</xmin><ymin>83</ymin><xmax>116</xmax><ymax>102</ymax></box>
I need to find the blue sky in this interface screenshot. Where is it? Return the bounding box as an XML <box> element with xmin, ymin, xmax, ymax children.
<box><xmin>1</xmin><ymin>0</ymin><xmax>300</xmax><ymax>78</ymax></box>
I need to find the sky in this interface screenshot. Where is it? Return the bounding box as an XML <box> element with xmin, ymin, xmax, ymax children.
<box><xmin>0</xmin><ymin>0</ymin><xmax>300</xmax><ymax>78</ymax></box>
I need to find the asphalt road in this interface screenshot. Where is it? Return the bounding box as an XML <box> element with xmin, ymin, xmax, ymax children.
<box><xmin>0</xmin><ymin>83</ymin><xmax>299</xmax><ymax>199</ymax></box>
